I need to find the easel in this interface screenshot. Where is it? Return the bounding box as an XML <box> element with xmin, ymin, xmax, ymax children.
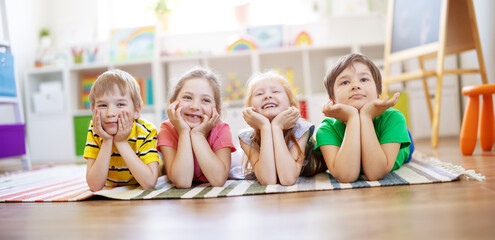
<box><xmin>382</xmin><ymin>0</ymin><xmax>488</xmax><ymax>148</ymax></box>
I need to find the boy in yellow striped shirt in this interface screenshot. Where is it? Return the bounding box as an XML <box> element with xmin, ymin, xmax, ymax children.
<box><xmin>84</xmin><ymin>69</ymin><xmax>162</xmax><ymax>191</ymax></box>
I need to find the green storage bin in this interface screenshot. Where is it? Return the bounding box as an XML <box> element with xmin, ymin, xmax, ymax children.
<box><xmin>74</xmin><ymin>115</ymin><xmax>92</xmax><ymax>156</ymax></box>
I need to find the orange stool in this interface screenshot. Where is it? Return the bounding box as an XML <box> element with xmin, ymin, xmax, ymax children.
<box><xmin>460</xmin><ymin>84</ymin><xmax>495</xmax><ymax>155</ymax></box>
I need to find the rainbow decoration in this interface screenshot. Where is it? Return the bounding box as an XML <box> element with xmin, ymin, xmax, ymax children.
<box><xmin>294</xmin><ymin>31</ymin><xmax>312</xmax><ymax>46</ymax></box>
<box><xmin>110</xmin><ymin>26</ymin><xmax>155</xmax><ymax>61</ymax></box>
<box><xmin>227</xmin><ymin>37</ymin><xmax>257</xmax><ymax>52</ymax></box>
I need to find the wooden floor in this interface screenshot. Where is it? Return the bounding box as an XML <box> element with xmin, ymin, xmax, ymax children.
<box><xmin>1</xmin><ymin>137</ymin><xmax>494</xmax><ymax>240</ymax></box>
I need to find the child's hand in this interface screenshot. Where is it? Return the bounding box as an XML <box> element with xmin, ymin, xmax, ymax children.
<box><xmin>167</xmin><ymin>101</ymin><xmax>190</xmax><ymax>134</ymax></box>
<box><xmin>322</xmin><ymin>99</ymin><xmax>359</xmax><ymax>123</ymax></box>
<box><xmin>271</xmin><ymin>106</ymin><xmax>300</xmax><ymax>130</ymax></box>
<box><xmin>191</xmin><ymin>107</ymin><xmax>219</xmax><ymax>137</ymax></box>
<box><xmin>360</xmin><ymin>92</ymin><xmax>400</xmax><ymax>119</ymax></box>
<box><xmin>92</xmin><ymin>109</ymin><xmax>113</xmax><ymax>141</ymax></box>
<box><xmin>242</xmin><ymin>107</ymin><xmax>270</xmax><ymax>130</ymax></box>
<box><xmin>114</xmin><ymin>111</ymin><xmax>133</xmax><ymax>143</ymax></box>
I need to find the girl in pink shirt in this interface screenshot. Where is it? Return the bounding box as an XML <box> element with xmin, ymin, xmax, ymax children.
<box><xmin>157</xmin><ymin>68</ymin><xmax>235</xmax><ymax>188</ymax></box>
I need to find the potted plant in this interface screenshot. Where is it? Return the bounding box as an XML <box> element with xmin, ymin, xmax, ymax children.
<box><xmin>152</xmin><ymin>0</ymin><xmax>174</xmax><ymax>32</ymax></box>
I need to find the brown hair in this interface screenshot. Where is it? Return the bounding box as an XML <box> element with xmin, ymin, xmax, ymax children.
<box><xmin>324</xmin><ymin>53</ymin><xmax>382</xmax><ymax>101</ymax></box>
<box><xmin>89</xmin><ymin>69</ymin><xmax>143</xmax><ymax>111</ymax></box>
<box><xmin>169</xmin><ymin>67</ymin><xmax>222</xmax><ymax>115</ymax></box>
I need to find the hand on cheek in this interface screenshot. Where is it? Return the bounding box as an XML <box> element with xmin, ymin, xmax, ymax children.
<box><xmin>114</xmin><ymin>111</ymin><xmax>133</xmax><ymax>143</ymax></box>
<box><xmin>168</xmin><ymin>101</ymin><xmax>190</xmax><ymax>134</ymax></box>
<box><xmin>93</xmin><ymin>109</ymin><xmax>113</xmax><ymax>141</ymax></box>
<box><xmin>192</xmin><ymin>107</ymin><xmax>219</xmax><ymax>137</ymax></box>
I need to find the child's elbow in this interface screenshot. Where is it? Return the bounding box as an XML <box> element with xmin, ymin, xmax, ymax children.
<box><xmin>258</xmin><ymin>177</ymin><xmax>277</xmax><ymax>186</ymax></box>
<box><xmin>140</xmin><ymin>183</ymin><xmax>156</xmax><ymax>190</ymax></box>
<box><xmin>173</xmin><ymin>180</ymin><xmax>192</xmax><ymax>189</ymax></box>
<box><xmin>365</xmin><ymin>172</ymin><xmax>387</xmax><ymax>182</ymax></box>
<box><xmin>278</xmin><ymin>175</ymin><xmax>298</xmax><ymax>186</ymax></box>
<box><xmin>89</xmin><ymin>185</ymin><xmax>104</xmax><ymax>192</ymax></box>
<box><xmin>335</xmin><ymin>174</ymin><xmax>359</xmax><ymax>183</ymax></box>
<box><xmin>209</xmin><ymin>180</ymin><xmax>227</xmax><ymax>188</ymax></box>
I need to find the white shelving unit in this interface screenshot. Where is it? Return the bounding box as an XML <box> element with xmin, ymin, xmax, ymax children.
<box><xmin>24</xmin><ymin>42</ymin><xmax>386</xmax><ymax>162</ymax></box>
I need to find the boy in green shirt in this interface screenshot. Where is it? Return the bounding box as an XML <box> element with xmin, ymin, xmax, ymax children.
<box><xmin>315</xmin><ymin>53</ymin><xmax>413</xmax><ymax>183</ymax></box>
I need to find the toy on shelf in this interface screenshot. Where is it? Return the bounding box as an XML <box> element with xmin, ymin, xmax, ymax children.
<box><xmin>294</xmin><ymin>31</ymin><xmax>312</xmax><ymax>46</ymax></box>
<box><xmin>86</xmin><ymin>46</ymin><xmax>98</xmax><ymax>63</ymax></box>
<box><xmin>72</xmin><ymin>47</ymin><xmax>83</xmax><ymax>64</ymax></box>
<box><xmin>223</xmin><ymin>73</ymin><xmax>245</xmax><ymax>102</ymax></box>
<box><xmin>226</xmin><ymin>35</ymin><xmax>257</xmax><ymax>52</ymax></box>
<box><xmin>80</xmin><ymin>75</ymin><xmax>98</xmax><ymax>109</ymax></box>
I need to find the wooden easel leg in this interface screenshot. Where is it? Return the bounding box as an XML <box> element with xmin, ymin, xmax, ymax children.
<box><xmin>431</xmin><ymin>76</ymin><xmax>443</xmax><ymax>148</ymax></box>
<box><xmin>419</xmin><ymin>57</ymin><xmax>434</xmax><ymax>124</ymax></box>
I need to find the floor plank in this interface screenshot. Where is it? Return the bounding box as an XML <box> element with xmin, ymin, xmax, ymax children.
<box><xmin>1</xmin><ymin>137</ymin><xmax>494</xmax><ymax>240</ymax></box>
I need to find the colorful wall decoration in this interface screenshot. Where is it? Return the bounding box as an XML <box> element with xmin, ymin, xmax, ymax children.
<box><xmin>247</xmin><ymin>25</ymin><xmax>283</xmax><ymax>49</ymax></box>
<box><xmin>226</xmin><ymin>36</ymin><xmax>257</xmax><ymax>52</ymax></box>
<box><xmin>294</xmin><ymin>31</ymin><xmax>312</xmax><ymax>46</ymax></box>
<box><xmin>109</xmin><ymin>26</ymin><xmax>155</xmax><ymax>62</ymax></box>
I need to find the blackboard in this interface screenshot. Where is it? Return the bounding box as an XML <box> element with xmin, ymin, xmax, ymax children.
<box><xmin>391</xmin><ymin>0</ymin><xmax>442</xmax><ymax>53</ymax></box>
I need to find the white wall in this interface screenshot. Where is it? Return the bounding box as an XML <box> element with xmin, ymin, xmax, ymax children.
<box><xmin>462</xmin><ymin>0</ymin><xmax>495</xmax><ymax>85</ymax></box>
<box><xmin>2</xmin><ymin>0</ymin><xmax>494</xmax><ymax>129</ymax></box>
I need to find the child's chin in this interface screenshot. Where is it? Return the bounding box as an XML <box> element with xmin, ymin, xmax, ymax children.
<box><xmin>185</xmin><ymin>121</ymin><xmax>200</xmax><ymax>128</ymax></box>
<box><xmin>103</xmin><ymin>127</ymin><xmax>117</xmax><ymax>135</ymax></box>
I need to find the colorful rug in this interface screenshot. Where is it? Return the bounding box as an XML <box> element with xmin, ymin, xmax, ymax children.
<box><xmin>0</xmin><ymin>152</ymin><xmax>484</xmax><ymax>202</ymax></box>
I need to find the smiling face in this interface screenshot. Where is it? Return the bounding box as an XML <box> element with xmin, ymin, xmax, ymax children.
<box><xmin>249</xmin><ymin>78</ymin><xmax>291</xmax><ymax>121</ymax></box>
<box><xmin>94</xmin><ymin>85</ymin><xmax>139</xmax><ymax>135</ymax></box>
<box><xmin>333</xmin><ymin>62</ymin><xmax>380</xmax><ymax>110</ymax></box>
<box><xmin>175</xmin><ymin>78</ymin><xmax>216</xmax><ymax>128</ymax></box>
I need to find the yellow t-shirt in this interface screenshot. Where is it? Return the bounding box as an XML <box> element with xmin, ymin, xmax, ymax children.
<box><xmin>83</xmin><ymin>118</ymin><xmax>162</xmax><ymax>187</ymax></box>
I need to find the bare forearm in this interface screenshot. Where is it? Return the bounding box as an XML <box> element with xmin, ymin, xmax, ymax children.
<box><xmin>168</xmin><ymin>133</ymin><xmax>194</xmax><ymax>188</ymax></box>
<box><xmin>253</xmin><ymin>125</ymin><xmax>277</xmax><ymax>185</ymax></box>
<box><xmin>86</xmin><ymin>140</ymin><xmax>113</xmax><ymax>191</ymax></box>
<box><xmin>191</xmin><ymin>133</ymin><xmax>229</xmax><ymax>187</ymax></box>
<box><xmin>272</xmin><ymin>126</ymin><xmax>300</xmax><ymax>185</ymax></box>
<box><xmin>360</xmin><ymin>116</ymin><xmax>389</xmax><ymax>180</ymax></box>
<box><xmin>114</xmin><ymin>141</ymin><xmax>158</xmax><ymax>189</ymax></box>
<box><xmin>332</xmin><ymin>116</ymin><xmax>361</xmax><ymax>183</ymax></box>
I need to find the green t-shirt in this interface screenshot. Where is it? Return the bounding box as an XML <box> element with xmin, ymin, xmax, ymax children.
<box><xmin>314</xmin><ymin>108</ymin><xmax>411</xmax><ymax>171</ymax></box>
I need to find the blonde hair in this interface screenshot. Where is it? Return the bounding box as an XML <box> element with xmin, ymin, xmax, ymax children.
<box><xmin>89</xmin><ymin>69</ymin><xmax>143</xmax><ymax>111</ymax></box>
<box><xmin>244</xmin><ymin>71</ymin><xmax>300</xmax><ymax>109</ymax></box>
<box><xmin>243</xmin><ymin>71</ymin><xmax>304</xmax><ymax>176</ymax></box>
<box><xmin>169</xmin><ymin>67</ymin><xmax>222</xmax><ymax>115</ymax></box>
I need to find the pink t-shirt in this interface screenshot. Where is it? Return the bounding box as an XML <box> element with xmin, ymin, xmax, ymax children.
<box><xmin>157</xmin><ymin>120</ymin><xmax>236</xmax><ymax>183</ymax></box>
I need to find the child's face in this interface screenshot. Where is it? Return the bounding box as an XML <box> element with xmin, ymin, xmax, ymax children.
<box><xmin>94</xmin><ymin>85</ymin><xmax>139</xmax><ymax>135</ymax></box>
<box><xmin>176</xmin><ymin>78</ymin><xmax>216</xmax><ymax>128</ymax></box>
<box><xmin>333</xmin><ymin>62</ymin><xmax>379</xmax><ymax>110</ymax></box>
<box><xmin>249</xmin><ymin>78</ymin><xmax>291</xmax><ymax>121</ymax></box>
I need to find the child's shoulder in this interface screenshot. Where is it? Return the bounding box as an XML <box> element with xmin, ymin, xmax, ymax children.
<box><xmin>377</xmin><ymin>108</ymin><xmax>405</xmax><ymax>120</ymax></box>
<box><xmin>135</xmin><ymin>118</ymin><xmax>157</xmax><ymax>133</ymax></box>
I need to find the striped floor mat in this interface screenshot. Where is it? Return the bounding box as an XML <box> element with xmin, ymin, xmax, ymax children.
<box><xmin>0</xmin><ymin>152</ymin><xmax>484</xmax><ymax>202</ymax></box>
